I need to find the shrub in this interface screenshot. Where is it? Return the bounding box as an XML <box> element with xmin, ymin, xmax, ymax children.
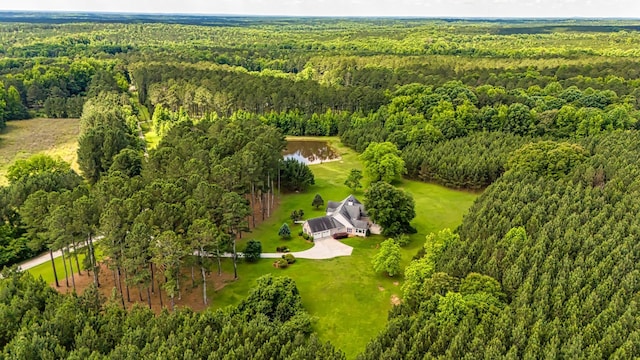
<box><xmin>282</xmin><ymin>254</ymin><xmax>296</xmax><ymax>264</ymax></box>
<box><xmin>302</xmin><ymin>233</ymin><xmax>310</xmax><ymax>240</ymax></box>
<box><xmin>394</xmin><ymin>234</ymin><xmax>411</xmax><ymax>247</ymax></box>
<box><xmin>291</xmin><ymin>209</ymin><xmax>305</xmax><ymax>222</ymax></box>
<box><xmin>243</xmin><ymin>240</ymin><xmax>262</xmax><ymax>263</ymax></box>
<box><xmin>276</xmin><ymin>246</ymin><xmax>290</xmax><ymax>253</ymax></box>
<box><xmin>298</xmin><ymin>230</ymin><xmax>304</xmax><ymax>236</ymax></box>
<box><xmin>279</xmin><ymin>223</ymin><xmax>292</xmax><ymax>240</ymax></box>
<box><xmin>273</xmin><ymin>258</ymin><xmax>289</xmax><ymax>269</ymax></box>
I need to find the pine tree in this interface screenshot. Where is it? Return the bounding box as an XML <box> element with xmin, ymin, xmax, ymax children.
<box><xmin>279</xmin><ymin>223</ymin><xmax>292</xmax><ymax>240</ymax></box>
<box><xmin>312</xmin><ymin>194</ymin><xmax>324</xmax><ymax>210</ymax></box>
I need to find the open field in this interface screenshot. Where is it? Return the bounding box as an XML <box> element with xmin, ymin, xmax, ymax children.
<box><xmin>0</xmin><ymin>118</ymin><xmax>80</xmax><ymax>185</ymax></box>
<box><xmin>216</xmin><ymin>136</ymin><xmax>479</xmax><ymax>358</ymax></box>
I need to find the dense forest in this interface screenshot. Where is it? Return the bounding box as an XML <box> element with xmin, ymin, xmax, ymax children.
<box><xmin>1</xmin><ymin>14</ymin><xmax>640</xmax><ymax>358</ymax></box>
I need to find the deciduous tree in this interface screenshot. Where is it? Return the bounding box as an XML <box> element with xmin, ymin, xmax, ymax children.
<box><xmin>364</xmin><ymin>181</ymin><xmax>416</xmax><ymax>236</ymax></box>
<box><xmin>372</xmin><ymin>239</ymin><xmax>401</xmax><ymax>277</ymax></box>
<box><xmin>344</xmin><ymin>168</ymin><xmax>363</xmax><ymax>193</ymax></box>
<box><xmin>360</xmin><ymin>142</ymin><xmax>406</xmax><ymax>183</ymax></box>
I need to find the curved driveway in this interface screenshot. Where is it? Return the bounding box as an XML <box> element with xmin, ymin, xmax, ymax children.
<box><xmin>261</xmin><ymin>237</ymin><xmax>353</xmax><ymax>259</ymax></box>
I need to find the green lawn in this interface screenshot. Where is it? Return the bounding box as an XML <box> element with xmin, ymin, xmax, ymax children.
<box><xmin>27</xmin><ymin>246</ymin><xmax>104</xmax><ymax>286</ymax></box>
<box><xmin>213</xmin><ymin>136</ymin><xmax>479</xmax><ymax>358</ymax></box>
<box><xmin>27</xmin><ymin>252</ymin><xmax>88</xmax><ymax>285</ymax></box>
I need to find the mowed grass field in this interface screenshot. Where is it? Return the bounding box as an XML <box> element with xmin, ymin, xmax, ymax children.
<box><xmin>0</xmin><ymin>118</ymin><xmax>80</xmax><ymax>185</ymax></box>
<box><xmin>213</xmin><ymin>137</ymin><xmax>479</xmax><ymax>358</ymax></box>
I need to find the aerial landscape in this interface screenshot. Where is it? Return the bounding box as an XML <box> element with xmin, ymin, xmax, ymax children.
<box><xmin>0</xmin><ymin>0</ymin><xmax>640</xmax><ymax>358</ymax></box>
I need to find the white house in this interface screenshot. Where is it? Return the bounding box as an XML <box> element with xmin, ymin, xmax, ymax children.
<box><xmin>302</xmin><ymin>195</ymin><xmax>380</xmax><ymax>239</ymax></box>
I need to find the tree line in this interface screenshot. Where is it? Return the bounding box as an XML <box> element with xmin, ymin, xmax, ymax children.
<box><xmin>359</xmin><ymin>132</ymin><xmax>640</xmax><ymax>358</ymax></box>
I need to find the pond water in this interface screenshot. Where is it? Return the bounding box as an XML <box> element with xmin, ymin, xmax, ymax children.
<box><xmin>283</xmin><ymin>140</ymin><xmax>340</xmax><ymax>165</ymax></box>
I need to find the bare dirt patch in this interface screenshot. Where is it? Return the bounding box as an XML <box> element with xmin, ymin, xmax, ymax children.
<box><xmin>390</xmin><ymin>294</ymin><xmax>401</xmax><ymax>306</ymax></box>
<box><xmin>393</xmin><ymin>281</ymin><xmax>399</xmax><ymax>286</ymax></box>
<box><xmin>378</xmin><ymin>286</ymin><xmax>385</xmax><ymax>291</ymax></box>
<box><xmin>54</xmin><ymin>263</ymin><xmax>235</xmax><ymax>314</ymax></box>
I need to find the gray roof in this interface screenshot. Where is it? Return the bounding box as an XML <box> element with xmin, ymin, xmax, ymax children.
<box><xmin>333</xmin><ymin>195</ymin><xmax>368</xmax><ymax>229</ymax></box>
<box><xmin>306</xmin><ymin>216</ymin><xmax>339</xmax><ymax>233</ymax></box>
<box><xmin>306</xmin><ymin>195</ymin><xmax>369</xmax><ymax>233</ymax></box>
<box><xmin>352</xmin><ymin>219</ymin><xmax>369</xmax><ymax>230</ymax></box>
<box><xmin>344</xmin><ymin>195</ymin><xmax>361</xmax><ymax>205</ymax></box>
<box><xmin>326</xmin><ymin>201</ymin><xmax>341</xmax><ymax>212</ymax></box>
<box><xmin>342</xmin><ymin>204</ymin><xmax>362</xmax><ymax>220</ymax></box>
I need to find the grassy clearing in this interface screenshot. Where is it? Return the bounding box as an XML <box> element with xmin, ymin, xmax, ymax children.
<box><xmin>214</xmin><ymin>136</ymin><xmax>479</xmax><ymax>358</ymax></box>
<box><xmin>27</xmin><ymin>253</ymin><xmax>88</xmax><ymax>285</ymax></box>
<box><xmin>140</xmin><ymin>121</ymin><xmax>161</xmax><ymax>150</ymax></box>
<box><xmin>0</xmin><ymin>118</ymin><xmax>80</xmax><ymax>185</ymax></box>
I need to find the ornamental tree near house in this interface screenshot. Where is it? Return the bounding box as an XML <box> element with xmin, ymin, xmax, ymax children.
<box><xmin>290</xmin><ymin>209</ymin><xmax>304</xmax><ymax>222</ymax></box>
<box><xmin>312</xmin><ymin>194</ymin><xmax>324</xmax><ymax>210</ymax></box>
<box><xmin>364</xmin><ymin>181</ymin><xmax>416</xmax><ymax>236</ymax></box>
<box><xmin>279</xmin><ymin>223</ymin><xmax>292</xmax><ymax>240</ymax></box>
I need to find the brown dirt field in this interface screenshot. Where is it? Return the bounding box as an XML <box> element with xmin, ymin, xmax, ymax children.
<box><xmin>54</xmin><ymin>263</ymin><xmax>236</xmax><ymax>314</ymax></box>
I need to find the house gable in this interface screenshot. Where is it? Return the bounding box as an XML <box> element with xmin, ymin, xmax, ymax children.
<box><xmin>303</xmin><ymin>194</ymin><xmax>376</xmax><ymax>238</ymax></box>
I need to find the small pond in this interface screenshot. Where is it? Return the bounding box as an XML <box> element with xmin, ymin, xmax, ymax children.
<box><xmin>283</xmin><ymin>140</ymin><xmax>340</xmax><ymax>165</ymax></box>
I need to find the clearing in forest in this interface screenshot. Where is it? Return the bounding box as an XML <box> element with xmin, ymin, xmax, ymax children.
<box><xmin>214</xmin><ymin>136</ymin><xmax>479</xmax><ymax>359</ymax></box>
<box><xmin>0</xmin><ymin>118</ymin><xmax>80</xmax><ymax>185</ymax></box>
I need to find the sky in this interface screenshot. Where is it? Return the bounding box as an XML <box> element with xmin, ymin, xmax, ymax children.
<box><xmin>0</xmin><ymin>0</ymin><xmax>639</xmax><ymax>18</ymax></box>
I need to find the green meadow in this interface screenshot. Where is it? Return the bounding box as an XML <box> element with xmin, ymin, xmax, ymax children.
<box><xmin>212</xmin><ymin>137</ymin><xmax>479</xmax><ymax>358</ymax></box>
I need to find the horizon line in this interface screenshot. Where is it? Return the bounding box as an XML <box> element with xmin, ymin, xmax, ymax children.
<box><xmin>0</xmin><ymin>10</ymin><xmax>639</xmax><ymax>21</ymax></box>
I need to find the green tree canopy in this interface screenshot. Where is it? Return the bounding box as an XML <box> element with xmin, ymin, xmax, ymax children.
<box><xmin>372</xmin><ymin>239</ymin><xmax>401</xmax><ymax>277</ymax></box>
<box><xmin>344</xmin><ymin>168</ymin><xmax>363</xmax><ymax>193</ymax></box>
<box><xmin>278</xmin><ymin>223</ymin><xmax>291</xmax><ymax>240</ymax></box>
<box><xmin>360</xmin><ymin>142</ymin><xmax>406</xmax><ymax>183</ymax></box>
<box><xmin>364</xmin><ymin>181</ymin><xmax>416</xmax><ymax>236</ymax></box>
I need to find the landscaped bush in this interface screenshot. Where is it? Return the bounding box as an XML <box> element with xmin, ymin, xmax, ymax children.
<box><xmin>282</xmin><ymin>254</ymin><xmax>296</xmax><ymax>264</ymax></box>
<box><xmin>302</xmin><ymin>233</ymin><xmax>310</xmax><ymax>240</ymax></box>
<box><xmin>273</xmin><ymin>258</ymin><xmax>289</xmax><ymax>269</ymax></box>
<box><xmin>298</xmin><ymin>230</ymin><xmax>304</xmax><ymax>236</ymax></box>
<box><xmin>243</xmin><ymin>239</ymin><xmax>262</xmax><ymax>263</ymax></box>
<box><xmin>276</xmin><ymin>246</ymin><xmax>290</xmax><ymax>253</ymax></box>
